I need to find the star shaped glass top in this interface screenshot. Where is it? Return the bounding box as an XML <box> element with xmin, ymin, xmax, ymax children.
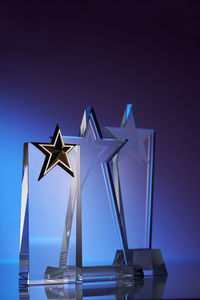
<box><xmin>63</xmin><ymin>106</ymin><xmax>125</xmax><ymax>183</ymax></box>
<box><xmin>63</xmin><ymin>107</ymin><xmax>128</xmax><ymax>263</ymax></box>
<box><xmin>102</xmin><ymin>104</ymin><xmax>154</xmax><ymax>163</ymax></box>
<box><xmin>32</xmin><ymin>124</ymin><xmax>75</xmax><ymax>180</ymax></box>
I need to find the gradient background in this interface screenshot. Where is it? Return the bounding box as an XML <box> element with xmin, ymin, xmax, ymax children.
<box><xmin>0</xmin><ymin>1</ymin><xmax>200</xmax><ymax>263</ymax></box>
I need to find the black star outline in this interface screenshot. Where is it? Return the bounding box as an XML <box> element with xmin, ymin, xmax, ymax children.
<box><xmin>32</xmin><ymin>124</ymin><xmax>75</xmax><ymax>181</ymax></box>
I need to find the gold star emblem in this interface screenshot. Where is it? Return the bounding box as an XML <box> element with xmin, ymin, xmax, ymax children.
<box><xmin>32</xmin><ymin>124</ymin><xmax>75</xmax><ymax>180</ymax></box>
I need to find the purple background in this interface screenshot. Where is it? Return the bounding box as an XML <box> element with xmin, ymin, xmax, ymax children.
<box><xmin>0</xmin><ymin>2</ymin><xmax>200</xmax><ymax>261</ymax></box>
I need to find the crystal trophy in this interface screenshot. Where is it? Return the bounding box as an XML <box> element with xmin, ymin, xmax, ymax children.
<box><xmin>102</xmin><ymin>104</ymin><xmax>167</xmax><ymax>276</ymax></box>
<box><xmin>19</xmin><ymin>105</ymin><xmax>167</xmax><ymax>287</ymax></box>
<box><xmin>19</xmin><ymin>126</ymin><xmax>81</xmax><ymax>285</ymax></box>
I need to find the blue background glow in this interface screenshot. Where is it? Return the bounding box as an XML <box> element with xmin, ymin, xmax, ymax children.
<box><xmin>1</xmin><ymin>2</ymin><xmax>200</xmax><ymax>267</ymax></box>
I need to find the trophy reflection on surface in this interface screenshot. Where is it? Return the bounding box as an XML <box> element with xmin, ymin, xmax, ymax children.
<box><xmin>19</xmin><ymin>105</ymin><xmax>167</xmax><ymax>287</ymax></box>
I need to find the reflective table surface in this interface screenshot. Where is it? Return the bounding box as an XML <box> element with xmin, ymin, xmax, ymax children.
<box><xmin>1</xmin><ymin>259</ymin><xmax>200</xmax><ymax>299</ymax></box>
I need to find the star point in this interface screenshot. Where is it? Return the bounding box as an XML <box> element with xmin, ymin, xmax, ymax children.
<box><xmin>103</xmin><ymin>104</ymin><xmax>154</xmax><ymax>162</ymax></box>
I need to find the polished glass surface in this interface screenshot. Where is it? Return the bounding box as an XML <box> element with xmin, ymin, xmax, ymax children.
<box><xmin>102</xmin><ymin>104</ymin><xmax>154</xmax><ymax>249</ymax></box>
<box><xmin>63</xmin><ymin>111</ymin><xmax>126</xmax><ymax>268</ymax></box>
<box><xmin>1</xmin><ymin>259</ymin><xmax>200</xmax><ymax>299</ymax></box>
<box><xmin>19</xmin><ymin>143</ymin><xmax>80</xmax><ymax>285</ymax></box>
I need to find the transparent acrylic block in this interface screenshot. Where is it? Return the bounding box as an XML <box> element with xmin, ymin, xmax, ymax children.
<box><xmin>19</xmin><ymin>142</ymin><xmax>81</xmax><ymax>285</ymax></box>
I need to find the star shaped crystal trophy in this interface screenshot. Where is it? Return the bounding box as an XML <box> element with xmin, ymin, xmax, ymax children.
<box><xmin>102</xmin><ymin>104</ymin><xmax>167</xmax><ymax>276</ymax></box>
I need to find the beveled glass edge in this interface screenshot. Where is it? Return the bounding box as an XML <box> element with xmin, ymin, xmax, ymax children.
<box><xmin>19</xmin><ymin>143</ymin><xmax>29</xmax><ymax>284</ymax></box>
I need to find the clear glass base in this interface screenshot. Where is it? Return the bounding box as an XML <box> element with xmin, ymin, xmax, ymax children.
<box><xmin>114</xmin><ymin>248</ymin><xmax>168</xmax><ymax>276</ymax></box>
<box><xmin>22</xmin><ymin>264</ymin><xmax>139</xmax><ymax>286</ymax></box>
<box><xmin>19</xmin><ymin>249</ymin><xmax>167</xmax><ymax>287</ymax></box>
<box><xmin>19</xmin><ymin>277</ymin><xmax>167</xmax><ymax>300</ymax></box>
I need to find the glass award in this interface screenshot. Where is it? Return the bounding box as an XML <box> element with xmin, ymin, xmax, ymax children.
<box><xmin>102</xmin><ymin>104</ymin><xmax>167</xmax><ymax>276</ymax></box>
<box><xmin>19</xmin><ymin>127</ymin><xmax>81</xmax><ymax>285</ymax></box>
<box><xmin>19</xmin><ymin>105</ymin><xmax>167</xmax><ymax>287</ymax></box>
